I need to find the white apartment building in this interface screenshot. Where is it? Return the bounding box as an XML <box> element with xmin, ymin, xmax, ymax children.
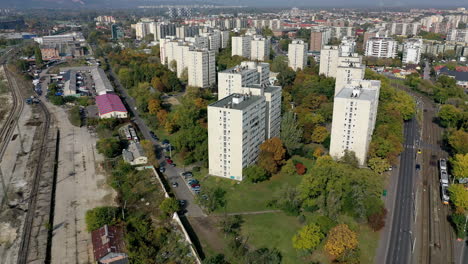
<box><xmin>403</xmin><ymin>38</ymin><xmax>423</xmax><ymax>64</ymax></box>
<box><xmin>187</xmin><ymin>49</ymin><xmax>216</xmax><ymax>88</ymax></box>
<box><xmin>160</xmin><ymin>38</ymin><xmax>192</xmax><ymax>78</ymax></box>
<box><xmin>208</xmin><ymin>94</ymin><xmax>266</xmax><ymax>181</ymax></box>
<box><xmin>219</xmin><ymin>30</ymin><xmax>230</xmax><ymax>49</ymax></box>
<box><xmin>365</xmin><ymin>37</ymin><xmax>398</xmax><ymax>58</ymax></box>
<box><xmin>208</xmin><ymin>85</ymin><xmax>282</xmax><ymax>181</ymax></box>
<box><xmin>329</xmin><ymin>80</ymin><xmax>381</xmax><ymax>166</ymax></box>
<box><xmin>288</xmin><ymin>40</ymin><xmax>308</xmax><ymax>71</ymax></box>
<box><xmin>218</xmin><ymin>61</ymin><xmax>270</xmax><ymax>99</ymax></box>
<box><xmin>250</xmin><ymin>35</ymin><xmax>271</xmax><ymax>61</ymax></box>
<box><xmin>232</xmin><ymin>35</ymin><xmax>252</xmax><ymax>58</ymax></box>
<box><xmin>319</xmin><ymin>45</ymin><xmax>340</xmax><ymax>78</ymax></box>
<box><xmin>447</xmin><ymin>29</ymin><xmax>468</xmax><ymax>43</ymax></box>
<box><xmin>335</xmin><ymin>60</ymin><xmax>365</xmax><ymax>95</ymax></box>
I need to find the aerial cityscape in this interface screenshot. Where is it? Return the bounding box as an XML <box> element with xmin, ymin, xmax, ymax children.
<box><xmin>0</xmin><ymin>1</ymin><xmax>467</xmax><ymax>264</ymax></box>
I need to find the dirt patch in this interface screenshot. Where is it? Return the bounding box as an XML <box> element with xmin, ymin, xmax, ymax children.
<box><xmin>188</xmin><ymin>216</ymin><xmax>226</xmax><ymax>254</ymax></box>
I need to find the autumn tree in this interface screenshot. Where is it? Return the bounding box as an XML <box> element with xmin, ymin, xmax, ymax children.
<box><xmin>159</xmin><ymin>197</ymin><xmax>180</xmax><ymax>218</ymax></box>
<box><xmin>280</xmin><ymin>111</ymin><xmax>303</xmax><ymax>154</ymax></box>
<box><xmin>295</xmin><ymin>163</ymin><xmax>306</xmax><ymax>175</ymax></box>
<box><xmin>151</xmin><ymin>76</ymin><xmax>165</xmax><ymax>92</ymax></box>
<box><xmin>438</xmin><ymin>104</ymin><xmax>462</xmax><ymax>128</ymax></box>
<box><xmin>311</xmin><ymin>126</ymin><xmax>329</xmax><ymax>143</ymax></box>
<box><xmin>324</xmin><ymin>224</ymin><xmax>358</xmax><ymax>258</ymax></box>
<box><xmin>156</xmin><ymin>109</ymin><xmax>168</xmax><ymax>126</ymax></box>
<box><xmin>147</xmin><ymin>98</ymin><xmax>161</xmax><ymax>115</ymax></box>
<box><xmin>292</xmin><ymin>224</ymin><xmax>324</xmax><ymax>250</ymax></box>
<box><xmin>257</xmin><ymin>137</ymin><xmax>286</xmax><ymax>174</ymax></box>
<box><xmin>368</xmin><ymin>157</ymin><xmax>390</xmax><ymax>174</ymax></box>
<box><xmin>451</xmin><ymin>154</ymin><xmax>468</xmax><ymax>180</ymax></box>
<box><xmin>448</xmin><ymin>129</ymin><xmax>468</xmax><ymax>154</ymax></box>
<box><xmin>448</xmin><ymin>184</ymin><xmax>468</xmax><ymax>211</ymax></box>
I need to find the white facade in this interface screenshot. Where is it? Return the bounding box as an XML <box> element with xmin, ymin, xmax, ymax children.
<box><xmin>218</xmin><ymin>61</ymin><xmax>270</xmax><ymax>99</ymax></box>
<box><xmin>208</xmin><ymin>85</ymin><xmax>282</xmax><ymax>181</ymax></box>
<box><xmin>335</xmin><ymin>59</ymin><xmax>365</xmax><ymax>95</ymax></box>
<box><xmin>160</xmin><ymin>38</ymin><xmax>192</xmax><ymax>78</ymax></box>
<box><xmin>329</xmin><ymin>80</ymin><xmax>381</xmax><ymax>166</ymax></box>
<box><xmin>365</xmin><ymin>37</ymin><xmax>398</xmax><ymax>58</ymax></box>
<box><xmin>187</xmin><ymin>49</ymin><xmax>216</xmax><ymax>88</ymax></box>
<box><xmin>319</xmin><ymin>45</ymin><xmax>340</xmax><ymax>77</ymax></box>
<box><xmin>232</xmin><ymin>35</ymin><xmax>252</xmax><ymax>58</ymax></box>
<box><xmin>403</xmin><ymin>38</ymin><xmax>423</xmax><ymax>64</ymax></box>
<box><xmin>288</xmin><ymin>40</ymin><xmax>308</xmax><ymax>71</ymax></box>
<box><xmin>447</xmin><ymin>29</ymin><xmax>468</xmax><ymax>43</ymax></box>
<box><xmin>250</xmin><ymin>35</ymin><xmax>270</xmax><ymax>61</ymax></box>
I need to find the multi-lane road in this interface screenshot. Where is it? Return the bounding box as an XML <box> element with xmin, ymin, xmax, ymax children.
<box><xmin>386</xmin><ymin>117</ymin><xmax>419</xmax><ymax>264</ymax></box>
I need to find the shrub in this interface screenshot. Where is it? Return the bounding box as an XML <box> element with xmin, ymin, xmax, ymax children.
<box><xmin>295</xmin><ymin>163</ymin><xmax>306</xmax><ymax>175</ymax></box>
<box><xmin>85</xmin><ymin>206</ymin><xmax>121</xmax><ymax>232</ymax></box>
<box><xmin>368</xmin><ymin>207</ymin><xmax>387</xmax><ymax>231</ymax></box>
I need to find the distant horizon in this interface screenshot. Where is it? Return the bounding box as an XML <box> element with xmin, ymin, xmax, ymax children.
<box><xmin>0</xmin><ymin>0</ymin><xmax>466</xmax><ymax>10</ymax></box>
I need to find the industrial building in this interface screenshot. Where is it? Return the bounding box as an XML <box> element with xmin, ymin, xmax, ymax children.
<box><xmin>95</xmin><ymin>93</ymin><xmax>128</xmax><ymax>119</ymax></box>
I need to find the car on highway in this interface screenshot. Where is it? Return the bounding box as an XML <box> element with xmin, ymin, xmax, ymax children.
<box><xmin>172</xmin><ymin>182</ymin><xmax>178</xmax><ymax>188</ymax></box>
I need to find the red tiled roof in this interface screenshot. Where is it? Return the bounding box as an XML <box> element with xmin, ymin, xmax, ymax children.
<box><xmin>91</xmin><ymin>225</ymin><xmax>127</xmax><ymax>261</ymax></box>
<box><xmin>95</xmin><ymin>94</ymin><xmax>127</xmax><ymax>116</ymax></box>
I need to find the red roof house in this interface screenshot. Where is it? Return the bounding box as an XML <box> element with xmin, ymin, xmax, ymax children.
<box><xmin>91</xmin><ymin>225</ymin><xmax>128</xmax><ymax>264</ymax></box>
<box><xmin>95</xmin><ymin>93</ymin><xmax>128</xmax><ymax>119</ymax></box>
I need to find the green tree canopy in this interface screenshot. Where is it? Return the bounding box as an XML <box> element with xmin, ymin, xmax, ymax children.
<box><xmin>292</xmin><ymin>223</ymin><xmax>324</xmax><ymax>250</ymax></box>
<box><xmin>243</xmin><ymin>165</ymin><xmax>269</xmax><ymax>183</ymax></box>
<box><xmin>96</xmin><ymin>137</ymin><xmax>122</xmax><ymax>158</ymax></box>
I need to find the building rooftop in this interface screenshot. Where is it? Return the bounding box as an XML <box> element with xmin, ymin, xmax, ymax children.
<box><xmin>220</xmin><ymin>61</ymin><xmax>268</xmax><ymax>74</ymax></box>
<box><xmin>209</xmin><ymin>93</ymin><xmax>263</xmax><ymax>110</ymax></box>
<box><xmin>335</xmin><ymin>87</ymin><xmax>377</xmax><ymax>101</ymax></box>
<box><xmin>91</xmin><ymin>225</ymin><xmax>128</xmax><ymax>263</ymax></box>
<box><xmin>95</xmin><ymin>93</ymin><xmax>127</xmax><ymax>115</ymax></box>
<box><xmin>92</xmin><ymin>67</ymin><xmax>114</xmax><ymax>95</ymax></box>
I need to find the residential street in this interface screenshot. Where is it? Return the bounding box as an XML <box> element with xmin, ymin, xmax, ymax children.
<box><xmin>108</xmin><ymin>67</ymin><xmax>206</xmax><ymax>217</ymax></box>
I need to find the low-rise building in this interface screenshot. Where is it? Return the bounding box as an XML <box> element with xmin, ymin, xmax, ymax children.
<box><xmin>91</xmin><ymin>225</ymin><xmax>128</xmax><ymax>264</ymax></box>
<box><xmin>122</xmin><ymin>142</ymin><xmax>148</xmax><ymax>165</ymax></box>
<box><xmin>95</xmin><ymin>93</ymin><xmax>128</xmax><ymax>119</ymax></box>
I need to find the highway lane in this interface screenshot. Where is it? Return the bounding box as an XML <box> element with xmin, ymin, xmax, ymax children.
<box><xmin>386</xmin><ymin>117</ymin><xmax>418</xmax><ymax>264</ymax></box>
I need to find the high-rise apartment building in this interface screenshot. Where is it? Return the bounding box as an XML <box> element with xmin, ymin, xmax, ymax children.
<box><xmin>403</xmin><ymin>38</ymin><xmax>423</xmax><ymax>64</ymax></box>
<box><xmin>187</xmin><ymin>49</ymin><xmax>216</xmax><ymax>88</ymax></box>
<box><xmin>329</xmin><ymin>80</ymin><xmax>381</xmax><ymax>165</ymax></box>
<box><xmin>288</xmin><ymin>40</ymin><xmax>308</xmax><ymax>70</ymax></box>
<box><xmin>208</xmin><ymin>84</ymin><xmax>282</xmax><ymax>181</ymax></box>
<box><xmin>319</xmin><ymin>45</ymin><xmax>340</xmax><ymax>77</ymax></box>
<box><xmin>365</xmin><ymin>37</ymin><xmax>398</xmax><ymax>58</ymax></box>
<box><xmin>250</xmin><ymin>35</ymin><xmax>271</xmax><ymax>61</ymax></box>
<box><xmin>309</xmin><ymin>30</ymin><xmax>331</xmax><ymax>52</ymax></box>
<box><xmin>111</xmin><ymin>24</ymin><xmax>124</xmax><ymax>40</ymax></box>
<box><xmin>447</xmin><ymin>29</ymin><xmax>468</xmax><ymax>43</ymax></box>
<box><xmin>232</xmin><ymin>35</ymin><xmax>252</xmax><ymax>58</ymax></box>
<box><xmin>335</xmin><ymin>59</ymin><xmax>365</xmax><ymax>95</ymax></box>
<box><xmin>218</xmin><ymin>61</ymin><xmax>270</xmax><ymax>99</ymax></box>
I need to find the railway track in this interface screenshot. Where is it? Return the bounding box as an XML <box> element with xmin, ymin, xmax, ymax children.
<box><xmin>0</xmin><ymin>64</ymin><xmax>25</xmax><ymax>205</ymax></box>
<box><xmin>16</xmin><ymin>93</ymin><xmax>51</xmax><ymax>264</ymax></box>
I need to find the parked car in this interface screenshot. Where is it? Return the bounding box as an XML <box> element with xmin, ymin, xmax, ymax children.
<box><xmin>170</xmin><ymin>163</ymin><xmax>176</xmax><ymax>167</ymax></box>
<box><xmin>172</xmin><ymin>182</ymin><xmax>178</xmax><ymax>188</ymax></box>
<box><xmin>416</xmin><ymin>164</ymin><xmax>421</xmax><ymax>170</ymax></box>
<box><xmin>166</xmin><ymin>158</ymin><xmax>173</xmax><ymax>164</ymax></box>
<box><xmin>188</xmin><ymin>179</ymin><xmax>199</xmax><ymax>185</ymax></box>
<box><xmin>191</xmin><ymin>183</ymin><xmax>200</xmax><ymax>189</ymax></box>
<box><xmin>182</xmin><ymin>171</ymin><xmax>193</xmax><ymax>178</ymax></box>
<box><xmin>159</xmin><ymin>167</ymin><xmax>166</xmax><ymax>173</ymax></box>
<box><xmin>162</xmin><ymin>139</ymin><xmax>170</xmax><ymax>145</ymax></box>
<box><xmin>150</xmin><ymin>131</ymin><xmax>158</xmax><ymax>140</ymax></box>
<box><xmin>179</xmin><ymin>200</ymin><xmax>186</xmax><ymax>207</ymax></box>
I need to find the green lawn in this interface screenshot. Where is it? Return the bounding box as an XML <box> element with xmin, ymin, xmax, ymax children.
<box><xmin>192</xmin><ymin>156</ymin><xmax>314</xmax><ymax>213</ymax></box>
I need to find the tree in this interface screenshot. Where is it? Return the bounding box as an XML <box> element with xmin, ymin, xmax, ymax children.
<box><xmin>196</xmin><ymin>187</ymin><xmax>226</xmax><ymax>213</ymax></box>
<box><xmin>257</xmin><ymin>137</ymin><xmax>286</xmax><ymax>174</ymax></box>
<box><xmin>339</xmin><ymin>150</ymin><xmax>359</xmax><ymax>167</ymax></box>
<box><xmin>281</xmin><ymin>159</ymin><xmax>296</xmax><ymax>176</ymax></box>
<box><xmin>368</xmin><ymin>157</ymin><xmax>390</xmax><ymax>174</ymax></box>
<box><xmin>450</xmin><ymin>213</ymin><xmax>467</xmax><ymax>238</ymax></box>
<box><xmin>180</xmin><ymin>67</ymin><xmax>188</xmax><ymax>83</ymax></box>
<box><xmin>324</xmin><ymin>224</ymin><xmax>358</xmax><ymax>258</ymax></box>
<box><xmin>151</xmin><ymin>76</ymin><xmax>165</xmax><ymax>92</ymax></box>
<box><xmin>295</xmin><ymin>163</ymin><xmax>306</xmax><ymax>175</ymax></box>
<box><xmin>34</xmin><ymin>45</ymin><xmax>43</xmax><ymax>66</ymax></box>
<box><xmin>448</xmin><ymin>184</ymin><xmax>468</xmax><ymax>211</ymax></box>
<box><xmin>277</xmin><ymin>68</ymin><xmax>296</xmax><ymax>87</ymax></box>
<box><xmin>96</xmin><ymin>137</ymin><xmax>122</xmax><ymax>158</ymax></box>
<box><xmin>243</xmin><ymin>165</ymin><xmax>269</xmax><ymax>183</ymax></box>
<box><xmin>451</xmin><ymin>154</ymin><xmax>468</xmax><ymax>180</ymax></box>
<box><xmin>271</xmin><ymin>55</ymin><xmax>288</xmax><ymax>72</ymax></box>
<box><xmin>438</xmin><ymin>104</ymin><xmax>462</xmax><ymax>128</ymax></box>
<box><xmin>147</xmin><ymin>98</ymin><xmax>161</xmax><ymax>115</ymax></box>
<box><xmin>202</xmin><ymin>254</ymin><xmax>228</xmax><ymax>264</ymax></box>
<box><xmin>292</xmin><ymin>224</ymin><xmax>324</xmax><ymax>250</ymax></box>
<box><xmin>280</xmin><ymin>111</ymin><xmax>303</xmax><ymax>154</ymax></box>
<box><xmin>311</xmin><ymin>126</ymin><xmax>329</xmax><ymax>143</ymax></box>
<box><xmin>159</xmin><ymin>197</ymin><xmax>180</xmax><ymax>217</ymax></box>
<box><xmin>368</xmin><ymin>207</ymin><xmax>387</xmax><ymax>231</ymax></box>
<box><xmin>448</xmin><ymin>130</ymin><xmax>468</xmax><ymax>154</ymax></box>
<box><xmin>85</xmin><ymin>206</ymin><xmax>121</xmax><ymax>232</ymax></box>
<box><xmin>118</xmin><ymin>68</ymin><xmax>133</xmax><ymax>88</ymax></box>
<box><xmin>68</xmin><ymin>106</ymin><xmax>82</xmax><ymax>127</ymax></box>
<box><xmin>219</xmin><ymin>215</ymin><xmax>242</xmax><ymax>235</ymax></box>
<box><xmin>244</xmin><ymin>248</ymin><xmax>282</xmax><ymax>264</ymax></box>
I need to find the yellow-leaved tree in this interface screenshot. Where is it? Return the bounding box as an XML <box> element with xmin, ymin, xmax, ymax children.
<box><xmin>324</xmin><ymin>224</ymin><xmax>358</xmax><ymax>258</ymax></box>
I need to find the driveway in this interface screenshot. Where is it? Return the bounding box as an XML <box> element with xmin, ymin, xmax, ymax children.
<box><xmin>108</xmin><ymin>68</ymin><xmax>205</xmax><ymax>217</ymax></box>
